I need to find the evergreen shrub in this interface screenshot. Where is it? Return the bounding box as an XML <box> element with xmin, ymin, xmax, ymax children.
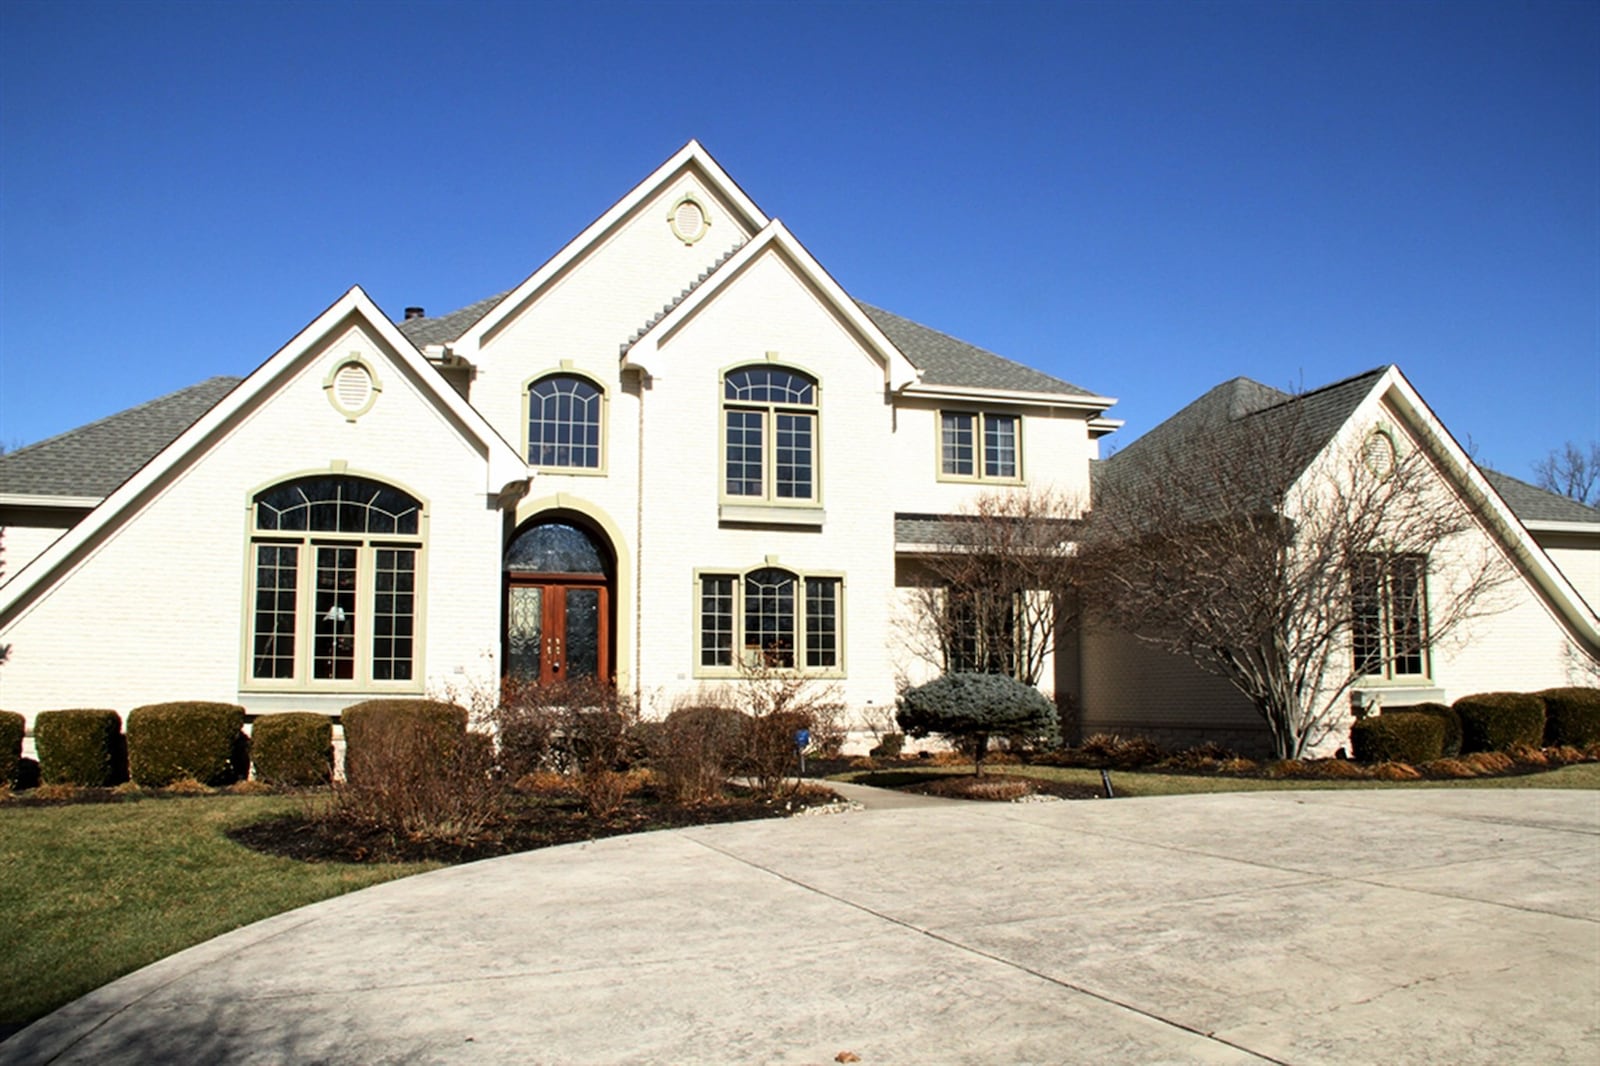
<box><xmin>1539</xmin><ymin>688</ymin><xmax>1600</xmax><ymax>748</ymax></box>
<box><xmin>341</xmin><ymin>699</ymin><xmax>467</xmax><ymax>783</ymax></box>
<box><xmin>1454</xmin><ymin>692</ymin><xmax>1545</xmax><ymax>754</ymax></box>
<box><xmin>0</xmin><ymin>710</ymin><xmax>23</xmax><ymax>786</ymax></box>
<box><xmin>897</xmin><ymin>672</ymin><xmax>1059</xmax><ymax>774</ymax></box>
<box><xmin>1383</xmin><ymin>702</ymin><xmax>1461</xmax><ymax>757</ymax></box>
<box><xmin>34</xmin><ymin>709</ymin><xmax>124</xmax><ymax>786</ymax></box>
<box><xmin>127</xmin><ymin>702</ymin><xmax>248</xmax><ymax>787</ymax></box>
<box><xmin>1351</xmin><ymin>712</ymin><xmax>1445</xmax><ymax>765</ymax></box>
<box><xmin>250</xmin><ymin>713</ymin><xmax>334</xmax><ymax>786</ymax></box>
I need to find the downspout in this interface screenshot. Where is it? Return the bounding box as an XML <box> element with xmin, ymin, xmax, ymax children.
<box><xmin>635</xmin><ymin>367</ymin><xmax>646</xmax><ymax>711</ymax></box>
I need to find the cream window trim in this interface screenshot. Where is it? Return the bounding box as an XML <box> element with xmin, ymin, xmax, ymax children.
<box><xmin>935</xmin><ymin>409</ymin><xmax>1024</xmax><ymax>484</ymax></box>
<box><xmin>322</xmin><ymin>354</ymin><xmax>383</xmax><ymax>422</ymax></box>
<box><xmin>717</xmin><ymin>504</ymin><xmax>826</xmax><ymax>527</ymax></box>
<box><xmin>521</xmin><ymin>369</ymin><xmax>610</xmax><ymax>475</ymax></box>
<box><xmin>692</xmin><ymin>565</ymin><xmax>847</xmax><ymax>680</ymax></box>
<box><xmin>718</xmin><ymin>363</ymin><xmax>822</xmax><ymax>507</ymax></box>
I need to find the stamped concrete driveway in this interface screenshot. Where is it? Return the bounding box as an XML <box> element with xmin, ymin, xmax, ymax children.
<box><xmin>5</xmin><ymin>789</ymin><xmax>1597</xmax><ymax>1065</ymax></box>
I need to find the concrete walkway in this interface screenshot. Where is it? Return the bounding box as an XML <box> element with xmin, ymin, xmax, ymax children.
<box><xmin>5</xmin><ymin>789</ymin><xmax>1597</xmax><ymax>1065</ymax></box>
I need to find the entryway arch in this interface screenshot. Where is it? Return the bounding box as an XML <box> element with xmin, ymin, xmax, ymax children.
<box><xmin>503</xmin><ymin>513</ymin><xmax>616</xmax><ymax>686</ymax></box>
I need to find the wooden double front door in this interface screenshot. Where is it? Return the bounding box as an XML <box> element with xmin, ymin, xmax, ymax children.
<box><xmin>505</xmin><ymin>579</ymin><xmax>609</xmax><ymax>685</ymax></box>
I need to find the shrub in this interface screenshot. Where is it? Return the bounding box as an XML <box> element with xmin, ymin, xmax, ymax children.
<box><xmin>1539</xmin><ymin>687</ymin><xmax>1600</xmax><ymax>747</ymax></box>
<box><xmin>1421</xmin><ymin>757</ymin><xmax>1478</xmax><ymax>778</ymax></box>
<box><xmin>12</xmin><ymin>757</ymin><xmax>40</xmax><ymax>790</ymax></box>
<box><xmin>1369</xmin><ymin>761</ymin><xmax>1424</xmax><ymax>781</ymax></box>
<box><xmin>250</xmin><ymin>713</ymin><xmax>334</xmax><ymax>786</ymax></box>
<box><xmin>1454</xmin><ymin>692</ymin><xmax>1545</xmax><ymax>753</ymax></box>
<box><xmin>651</xmin><ymin>703</ymin><xmax>748</xmax><ymax>804</ymax></box>
<box><xmin>1384</xmin><ymin>702</ymin><xmax>1461</xmax><ymax>757</ymax></box>
<box><xmin>1351</xmin><ymin>712</ymin><xmax>1446</xmax><ymax>765</ymax></box>
<box><xmin>126</xmin><ymin>702</ymin><xmax>248</xmax><ymax>787</ymax></box>
<box><xmin>34</xmin><ymin>709</ymin><xmax>124</xmax><ymax>786</ymax></box>
<box><xmin>897</xmin><ymin>673</ymin><xmax>1059</xmax><ymax>775</ymax></box>
<box><xmin>342</xmin><ymin>699</ymin><xmax>468</xmax><ymax>784</ymax></box>
<box><xmin>0</xmin><ymin>710</ymin><xmax>23</xmax><ymax>786</ymax></box>
<box><xmin>869</xmin><ymin>732</ymin><xmax>905</xmax><ymax>759</ymax></box>
<box><xmin>741</xmin><ymin>708</ymin><xmax>811</xmax><ymax>794</ymax></box>
<box><xmin>1462</xmin><ymin>750</ymin><xmax>1515</xmax><ymax>774</ymax></box>
<box><xmin>1078</xmin><ymin>733</ymin><xmax>1164</xmax><ymax>768</ymax></box>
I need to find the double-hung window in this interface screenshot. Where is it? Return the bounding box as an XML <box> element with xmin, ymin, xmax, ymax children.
<box><xmin>940</xmin><ymin>411</ymin><xmax>1020</xmax><ymax>480</ymax></box>
<box><xmin>1352</xmin><ymin>553</ymin><xmax>1428</xmax><ymax>679</ymax></box>
<box><xmin>723</xmin><ymin>366</ymin><xmax>818</xmax><ymax>503</ymax></box>
<box><xmin>247</xmin><ymin>476</ymin><xmax>423</xmax><ymax>687</ymax></box>
<box><xmin>698</xmin><ymin>566</ymin><xmax>842</xmax><ymax>674</ymax></box>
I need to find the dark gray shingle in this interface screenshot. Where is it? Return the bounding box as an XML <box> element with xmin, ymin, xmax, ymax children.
<box><xmin>1480</xmin><ymin>468</ymin><xmax>1600</xmax><ymax>525</ymax></box>
<box><xmin>857</xmin><ymin>303</ymin><xmax>1095</xmax><ymax>397</ymax></box>
<box><xmin>0</xmin><ymin>377</ymin><xmax>242</xmax><ymax>498</ymax></box>
<box><xmin>396</xmin><ymin>292</ymin><xmax>510</xmax><ymax>348</ymax></box>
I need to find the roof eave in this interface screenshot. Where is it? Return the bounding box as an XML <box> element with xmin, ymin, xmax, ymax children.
<box><xmin>898</xmin><ymin>381</ymin><xmax>1117</xmax><ymax>412</ymax></box>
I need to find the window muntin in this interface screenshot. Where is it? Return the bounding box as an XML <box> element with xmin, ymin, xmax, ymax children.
<box><xmin>527</xmin><ymin>374</ymin><xmax>603</xmax><ymax>469</ymax></box>
<box><xmin>940</xmin><ymin>411</ymin><xmax>1020</xmax><ymax>480</ymax></box>
<box><xmin>1353</xmin><ymin>554</ymin><xmax>1428</xmax><ymax>679</ymax></box>
<box><xmin>723</xmin><ymin>367</ymin><xmax>818</xmax><ymax>502</ymax></box>
<box><xmin>698</xmin><ymin>567</ymin><xmax>842</xmax><ymax>674</ymax></box>
<box><xmin>946</xmin><ymin>587</ymin><xmax>1020</xmax><ymax>676</ymax></box>
<box><xmin>247</xmin><ymin>476</ymin><xmax>423</xmax><ymax>687</ymax></box>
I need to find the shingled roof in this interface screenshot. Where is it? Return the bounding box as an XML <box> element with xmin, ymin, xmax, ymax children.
<box><xmin>1480</xmin><ymin>468</ymin><xmax>1600</xmax><ymax>525</ymax></box>
<box><xmin>393</xmin><ymin>287</ymin><xmax>1095</xmax><ymax>399</ymax></box>
<box><xmin>1094</xmin><ymin>368</ymin><xmax>1387</xmax><ymax>519</ymax></box>
<box><xmin>857</xmin><ymin>303</ymin><xmax>1094</xmax><ymax>397</ymax></box>
<box><xmin>0</xmin><ymin>376</ymin><xmax>242</xmax><ymax>499</ymax></box>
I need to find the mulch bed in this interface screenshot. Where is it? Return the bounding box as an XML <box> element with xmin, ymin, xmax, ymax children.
<box><xmin>226</xmin><ymin>786</ymin><xmax>837</xmax><ymax>865</ymax></box>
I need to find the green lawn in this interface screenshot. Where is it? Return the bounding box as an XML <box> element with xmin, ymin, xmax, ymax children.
<box><xmin>0</xmin><ymin>794</ymin><xmax>436</xmax><ymax>1031</ymax></box>
<box><xmin>839</xmin><ymin>760</ymin><xmax>1600</xmax><ymax>796</ymax></box>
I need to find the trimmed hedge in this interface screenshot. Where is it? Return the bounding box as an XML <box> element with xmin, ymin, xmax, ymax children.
<box><xmin>341</xmin><ymin>699</ymin><xmax>468</xmax><ymax>783</ymax></box>
<box><xmin>35</xmin><ymin>709</ymin><xmax>125</xmax><ymax>786</ymax></box>
<box><xmin>127</xmin><ymin>702</ymin><xmax>248</xmax><ymax>787</ymax></box>
<box><xmin>1540</xmin><ymin>687</ymin><xmax>1600</xmax><ymax>748</ymax></box>
<box><xmin>1384</xmin><ymin>702</ymin><xmax>1461</xmax><ymax>757</ymax></box>
<box><xmin>1454</xmin><ymin>692</ymin><xmax>1546</xmax><ymax>754</ymax></box>
<box><xmin>250</xmin><ymin>713</ymin><xmax>334</xmax><ymax>786</ymax></box>
<box><xmin>0</xmin><ymin>710</ymin><xmax>23</xmax><ymax>786</ymax></box>
<box><xmin>1352</xmin><ymin>712</ymin><xmax>1446</xmax><ymax>765</ymax></box>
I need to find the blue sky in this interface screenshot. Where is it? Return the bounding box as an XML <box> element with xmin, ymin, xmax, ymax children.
<box><xmin>1</xmin><ymin>0</ymin><xmax>1595</xmax><ymax>482</ymax></box>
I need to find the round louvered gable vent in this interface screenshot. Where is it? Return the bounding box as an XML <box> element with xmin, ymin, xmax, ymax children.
<box><xmin>324</xmin><ymin>358</ymin><xmax>381</xmax><ymax>420</ymax></box>
<box><xmin>669</xmin><ymin>196</ymin><xmax>710</xmax><ymax>244</ymax></box>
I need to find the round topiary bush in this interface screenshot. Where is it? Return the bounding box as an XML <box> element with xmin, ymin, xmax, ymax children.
<box><xmin>0</xmin><ymin>710</ymin><xmax>23</xmax><ymax>787</ymax></box>
<box><xmin>1383</xmin><ymin>702</ymin><xmax>1461</xmax><ymax>757</ymax></box>
<box><xmin>34</xmin><ymin>709</ymin><xmax>125</xmax><ymax>786</ymax></box>
<box><xmin>897</xmin><ymin>672</ymin><xmax>1059</xmax><ymax>774</ymax></box>
<box><xmin>1351</xmin><ymin>712</ymin><xmax>1446</xmax><ymax>765</ymax></box>
<box><xmin>1454</xmin><ymin>692</ymin><xmax>1545</xmax><ymax>754</ymax></box>
<box><xmin>127</xmin><ymin>702</ymin><xmax>248</xmax><ymax>787</ymax></box>
<box><xmin>341</xmin><ymin>699</ymin><xmax>468</xmax><ymax>783</ymax></box>
<box><xmin>1539</xmin><ymin>687</ymin><xmax>1600</xmax><ymax>748</ymax></box>
<box><xmin>250</xmin><ymin>713</ymin><xmax>334</xmax><ymax>786</ymax></box>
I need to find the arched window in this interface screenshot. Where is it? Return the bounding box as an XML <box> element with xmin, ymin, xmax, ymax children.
<box><xmin>697</xmin><ymin>564</ymin><xmax>842</xmax><ymax>674</ymax></box>
<box><xmin>247</xmin><ymin>476</ymin><xmax>424</xmax><ymax>686</ymax></box>
<box><xmin>527</xmin><ymin>374</ymin><xmax>603</xmax><ymax>469</ymax></box>
<box><xmin>722</xmin><ymin>366</ymin><xmax>818</xmax><ymax>502</ymax></box>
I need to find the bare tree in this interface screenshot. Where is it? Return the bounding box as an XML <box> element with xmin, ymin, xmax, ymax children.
<box><xmin>1534</xmin><ymin>441</ymin><xmax>1600</xmax><ymax>507</ymax></box>
<box><xmin>899</xmin><ymin>488</ymin><xmax>1086</xmax><ymax>688</ymax></box>
<box><xmin>1084</xmin><ymin>394</ymin><xmax>1512</xmax><ymax>759</ymax></box>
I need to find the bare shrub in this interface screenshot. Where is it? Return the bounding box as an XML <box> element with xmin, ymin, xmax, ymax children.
<box><xmin>1079</xmin><ymin>733</ymin><xmax>1164</xmax><ymax>768</ymax></box>
<box><xmin>652</xmin><ymin>699</ymin><xmax>747</xmax><ymax>805</ymax></box>
<box><xmin>1420</xmin><ymin>757</ymin><xmax>1479</xmax><ymax>778</ymax></box>
<box><xmin>1463</xmin><ymin>751</ymin><xmax>1514</xmax><ymax>774</ymax></box>
<box><xmin>326</xmin><ymin>718</ymin><xmax>503</xmax><ymax>845</ymax></box>
<box><xmin>920</xmin><ymin>775</ymin><xmax>1034</xmax><ymax>801</ymax></box>
<box><xmin>1370</xmin><ymin>761</ymin><xmax>1423</xmax><ymax>780</ymax></box>
<box><xmin>733</xmin><ymin>655</ymin><xmax>847</xmax><ymax>797</ymax></box>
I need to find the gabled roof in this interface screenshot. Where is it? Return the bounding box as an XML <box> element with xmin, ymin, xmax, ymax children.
<box><xmin>0</xmin><ymin>376</ymin><xmax>243</xmax><ymax>500</ymax></box>
<box><xmin>1096</xmin><ymin>367</ymin><xmax>1388</xmax><ymax>515</ymax></box>
<box><xmin>1478</xmin><ymin>468</ymin><xmax>1600</xmax><ymax>527</ymax></box>
<box><xmin>858</xmin><ymin>303</ymin><xmax>1096</xmax><ymax>398</ymax></box>
<box><xmin>397</xmin><ymin>291</ymin><xmax>510</xmax><ymax>350</ymax></box>
<box><xmin>1</xmin><ymin>287</ymin><xmax>526</xmax><ymax>616</ymax></box>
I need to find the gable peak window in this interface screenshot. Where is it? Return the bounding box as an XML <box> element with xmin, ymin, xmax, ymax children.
<box><xmin>941</xmin><ymin>411</ymin><xmax>1020</xmax><ymax>481</ymax></box>
<box><xmin>723</xmin><ymin>365</ymin><xmax>818</xmax><ymax>503</ymax></box>
<box><xmin>527</xmin><ymin>373</ymin><xmax>603</xmax><ymax>470</ymax></box>
<box><xmin>248</xmin><ymin>475</ymin><xmax>423</xmax><ymax>687</ymax></box>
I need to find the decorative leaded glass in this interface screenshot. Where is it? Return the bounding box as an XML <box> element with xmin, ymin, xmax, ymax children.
<box><xmin>505</xmin><ymin>522</ymin><xmax>611</xmax><ymax>576</ymax></box>
<box><xmin>724</xmin><ymin>367</ymin><xmax>815</xmax><ymax>404</ymax></box>
<box><xmin>254</xmin><ymin>477</ymin><xmax>420</xmax><ymax>535</ymax></box>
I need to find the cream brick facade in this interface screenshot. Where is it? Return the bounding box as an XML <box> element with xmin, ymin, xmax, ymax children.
<box><xmin>1</xmin><ymin>143</ymin><xmax>1595</xmax><ymax>758</ymax></box>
